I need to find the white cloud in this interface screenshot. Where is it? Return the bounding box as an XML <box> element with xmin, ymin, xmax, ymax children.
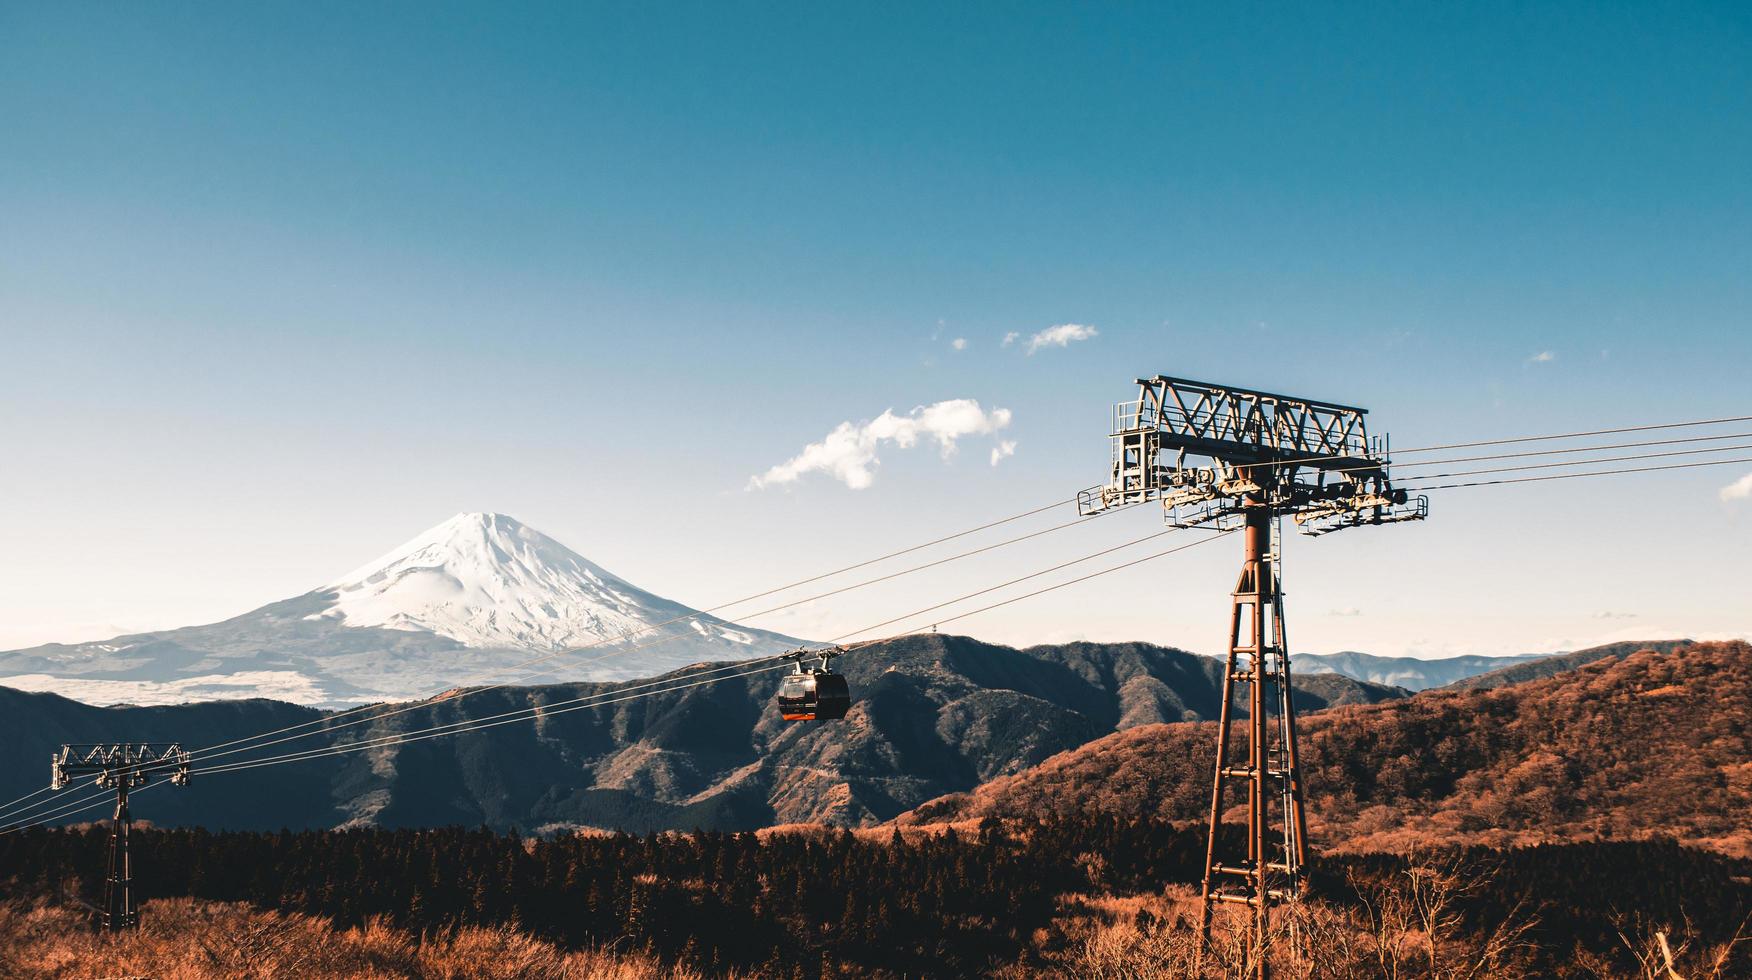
<box><xmin>1329</xmin><ymin>607</ymin><xmax>1363</xmax><ymax>617</ymax></box>
<box><xmin>1001</xmin><ymin>331</ymin><xmax>1020</xmax><ymax>348</ymax></box>
<box><xmin>750</xmin><ymin>399</ymin><xmax>1015</xmax><ymax>490</ymax></box>
<box><xmin>989</xmin><ymin>440</ymin><xmax>1017</xmax><ymax>466</ymax></box>
<box><xmin>1593</xmin><ymin>611</ymin><xmax>1638</xmax><ymax>620</ymax></box>
<box><xmin>1527</xmin><ymin>350</ymin><xmax>1556</xmax><ymax>364</ymax></box>
<box><xmin>1722</xmin><ymin>472</ymin><xmax>1752</xmax><ymax>502</ymax></box>
<box><xmin>1025</xmin><ymin>323</ymin><xmax>1099</xmax><ymax>355</ymax></box>
<box><xmin>951</xmin><ymin>337</ymin><xmax>968</xmax><ymax>351</ymax></box>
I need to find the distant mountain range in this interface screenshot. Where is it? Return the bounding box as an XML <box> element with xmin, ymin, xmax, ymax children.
<box><xmin>901</xmin><ymin>639</ymin><xmax>1745</xmax><ymax>855</ymax></box>
<box><xmin>1292</xmin><ymin>651</ymin><xmax>1546</xmax><ymax>691</ymax></box>
<box><xmin>1292</xmin><ymin>642</ymin><xmax>1698</xmax><ymax>692</ymax></box>
<box><xmin>1439</xmin><ymin>639</ymin><xmax>1695</xmax><ymax>690</ymax></box>
<box><xmin>0</xmin><ymin>635</ymin><xmax>1402</xmax><ymax>833</ymax></box>
<box><xmin>0</xmin><ymin>513</ymin><xmax>799</xmax><ymax>707</ymax></box>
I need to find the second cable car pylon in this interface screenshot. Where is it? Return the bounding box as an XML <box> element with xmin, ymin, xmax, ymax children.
<box><xmin>1078</xmin><ymin>375</ymin><xmax>1426</xmax><ymax>978</ymax></box>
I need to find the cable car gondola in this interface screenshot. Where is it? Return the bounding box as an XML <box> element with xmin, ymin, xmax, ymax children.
<box><xmin>777</xmin><ymin>648</ymin><xmax>851</xmax><ymax>721</ymax></box>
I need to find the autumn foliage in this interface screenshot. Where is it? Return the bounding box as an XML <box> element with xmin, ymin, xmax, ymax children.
<box><xmin>906</xmin><ymin>642</ymin><xmax>1752</xmax><ymax>856</ymax></box>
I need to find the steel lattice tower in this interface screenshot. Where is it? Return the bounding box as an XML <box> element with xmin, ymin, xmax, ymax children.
<box><xmin>50</xmin><ymin>744</ymin><xmax>190</xmax><ymax>931</ymax></box>
<box><xmin>1079</xmin><ymin>376</ymin><xmax>1425</xmax><ymax>978</ymax></box>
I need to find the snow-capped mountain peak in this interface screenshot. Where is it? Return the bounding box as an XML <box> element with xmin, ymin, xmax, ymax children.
<box><xmin>320</xmin><ymin>512</ymin><xmax>758</xmax><ymax>653</ymax></box>
<box><xmin>0</xmin><ymin>512</ymin><xmax>799</xmax><ymax>707</ymax></box>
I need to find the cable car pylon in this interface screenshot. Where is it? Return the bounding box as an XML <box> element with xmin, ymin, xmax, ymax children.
<box><xmin>1077</xmin><ymin>375</ymin><xmax>1426</xmax><ymax>978</ymax></box>
<box><xmin>49</xmin><ymin>743</ymin><xmax>191</xmax><ymax>930</ymax></box>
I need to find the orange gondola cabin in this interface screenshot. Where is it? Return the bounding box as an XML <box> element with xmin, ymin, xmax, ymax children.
<box><xmin>777</xmin><ymin>651</ymin><xmax>851</xmax><ymax>721</ymax></box>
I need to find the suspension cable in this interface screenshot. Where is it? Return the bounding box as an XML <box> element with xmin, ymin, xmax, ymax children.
<box><xmin>191</xmin><ymin>529</ymin><xmax>1232</xmax><ymax>781</ymax></box>
<box><xmin>1392</xmin><ymin>429</ymin><xmax>1752</xmax><ymax>467</ymax></box>
<box><xmin>0</xmin><ymin>778</ymin><xmax>109</xmax><ymax>832</ymax></box>
<box><xmin>1</xmin><ymin>780</ymin><xmax>163</xmax><ymax>836</ymax></box>
<box><xmin>0</xmin><ymin>785</ymin><xmax>57</xmax><ymax>822</ymax></box>
<box><xmin>187</xmin><ymin>523</ymin><xmax>1189</xmax><ymax>778</ymax></box>
<box><xmin>1401</xmin><ymin>442</ymin><xmax>1752</xmax><ymax>483</ymax></box>
<box><xmin>169</xmin><ymin>503</ymin><xmax>1135</xmax><ymax>775</ymax></box>
<box><xmin>1387</xmin><ymin>414</ymin><xmax>1752</xmax><ymax>455</ymax></box>
<box><xmin>1403</xmin><ymin>454</ymin><xmax>1752</xmax><ymax>492</ymax></box>
<box><xmin>179</xmin><ymin>495</ymin><xmax>1082</xmax><ymax>763</ymax></box>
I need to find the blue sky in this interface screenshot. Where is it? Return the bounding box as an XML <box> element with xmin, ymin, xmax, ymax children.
<box><xmin>3</xmin><ymin>2</ymin><xmax>1748</xmax><ymax>657</ymax></box>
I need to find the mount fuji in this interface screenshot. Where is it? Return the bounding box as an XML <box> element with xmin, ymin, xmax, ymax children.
<box><xmin>0</xmin><ymin>513</ymin><xmax>801</xmax><ymax>707</ymax></box>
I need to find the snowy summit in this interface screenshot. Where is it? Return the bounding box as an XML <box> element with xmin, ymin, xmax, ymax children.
<box><xmin>320</xmin><ymin>512</ymin><xmax>757</xmax><ymax>653</ymax></box>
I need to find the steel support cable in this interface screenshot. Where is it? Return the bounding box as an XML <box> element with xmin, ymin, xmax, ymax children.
<box><xmin>1204</xmin><ymin>413</ymin><xmax>1752</xmax><ymax>477</ymax></box>
<box><xmin>1253</xmin><ymin>432</ymin><xmax>1752</xmax><ymax>483</ymax></box>
<box><xmin>877</xmin><ymin>528</ymin><xmax>1236</xmax><ymax>638</ymax></box>
<box><xmin>1391</xmin><ymin>443</ymin><xmax>1752</xmax><ymax>483</ymax></box>
<box><xmin>485</xmin><ymin>503</ymin><xmax>1136</xmax><ymax>688</ymax></box>
<box><xmin>1385</xmin><ymin>414</ymin><xmax>1752</xmax><ymax>455</ymax></box>
<box><xmin>193</xmin><ymin>529</ymin><xmax>1231</xmax><ymax>780</ymax></box>
<box><xmin>190</xmin><ymin>656</ymin><xmax>807</xmax><ymax>777</ymax></box>
<box><xmin>167</xmin><ymin>503</ymin><xmax>1133</xmax><ymax>776</ymax></box>
<box><xmin>0</xmin><ymin>777</ymin><xmax>109</xmax><ymax>832</ymax></box>
<box><xmin>188</xmin><ymin>522</ymin><xmax>1186</xmax><ymax>777</ymax></box>
<box><xmin>180</xmin><ymin>495</ymin><xmax>1081</xmax><ymax>763</ymax></box>
<box><xmin>1389</xmin><ymin>430</ymin><xmax>1752</xmax><ymax>467</ymax></box>
<box><xmin>1402</xmin><ymin>454</ymin><xmax>1752</xmax><ymax>492</ymax></box>
<box><xmin>2</xmin><ymin>663</ymin><xmax>803</xmax><ymax>826</ymax></box>
<box><xmin>0</xmin><ymin>780</ymin><xmax>164</xmax><ymax>837</ymax></box>
<box><xmin>819</xmin><ymin>527</ymin><xmax>1192</xmax><ymax>644</ymax></box>
<box><xmin>0</xmin><ymin>784</ymin><xmax>57</xmax><ymax>822</ymax></box>
<box><xmin>1141</xmin><ymin>406</ymin><xmax>1752</xmax><ymax>460</ymax></box>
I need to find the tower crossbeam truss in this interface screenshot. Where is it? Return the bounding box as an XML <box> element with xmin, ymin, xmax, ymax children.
<box><xmin>1077</xmin><ymin>375</ymin><xmax>1427</xmax><ymax>533</ymax></box>
<box><xmin>1080</xmin><ymin>375</ymin><xmax>1427</xmax><ymax>979</ymax></box>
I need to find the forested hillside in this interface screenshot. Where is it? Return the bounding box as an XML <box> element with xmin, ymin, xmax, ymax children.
<box><xmin>0</xmin><ymin>635</ymin><xmax>1398</xmax><ymax>832</ymax></box>
<box><xmin>903</xmin><ymin>642</ymin><xmax>1752</xmax><ymax>856</ymax></box>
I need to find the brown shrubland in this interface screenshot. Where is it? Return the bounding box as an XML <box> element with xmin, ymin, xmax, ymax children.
<box><xmin>1039</xmin><ymin>858</ymin><xmax>1541</xmax><ymax>980</ymax></box>
<box><xmin>0</xmin><ymin>897</ymin><xmax>724</xmax><ymax>980</ymax></box>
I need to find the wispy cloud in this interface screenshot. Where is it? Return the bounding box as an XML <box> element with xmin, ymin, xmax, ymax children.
<box><xmin>1329</xmin><ymin>607</ymin><xmax>1363</xmax><ymax>617</ymax></box>
<box><xmin>750</xmin><ymin>399</ymin><xmax>1014</xmax><ymax>490</ymax></box>
<box><xmin>1025</xmin><ymin>323</ymin><xmax>1099</xmax><ymax>355</ymax></box>
<box><xmin>1000</xmin><ymin>331</ymin><xmax>1020</xmax><ymax>348</ymax></box>
<box><xmin>989</xmin><ymin>440</ymin><xmax>1017</xmax><ymax>466</ymax></box>
<box><xmin>1721</xmin><ymin>472</ymin><xmax>1752</xmax><ymax>502</ymax></box>
<box><xmin>1527</xmin><ymin>350</ymin><xmax>1556</xmax><ymax>364</ymax></box>
<box><xmin>951</xmin><ymin>337</ymin><xmax>967</xmax><ymax>351</ymax></box>
<box><xmin>1592</xmin><ymin>611</ymin><xmax>1638</xmax><ymax>620</ymax></box>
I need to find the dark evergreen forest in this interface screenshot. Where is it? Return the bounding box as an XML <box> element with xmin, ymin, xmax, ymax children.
<box><xmin>3</xmin><ymin>818</ymin><xmax>1746</xmax><ymax>977</ymax></box>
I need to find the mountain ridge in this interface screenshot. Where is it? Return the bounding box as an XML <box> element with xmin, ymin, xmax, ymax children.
<box><xmin>1440</xmin><ymin>638</ymin><xmax>1695</xmax><ymax>690</ymax></box>
<box><xmin>0</xmin><ymin>634</ymin><xmax>1402</xmax><ymax>833</ymax></box>
<box><xmin>1293</xmin><ymin>650</ymin><xmax>1547</xmax><ymax>690</ymax></box>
